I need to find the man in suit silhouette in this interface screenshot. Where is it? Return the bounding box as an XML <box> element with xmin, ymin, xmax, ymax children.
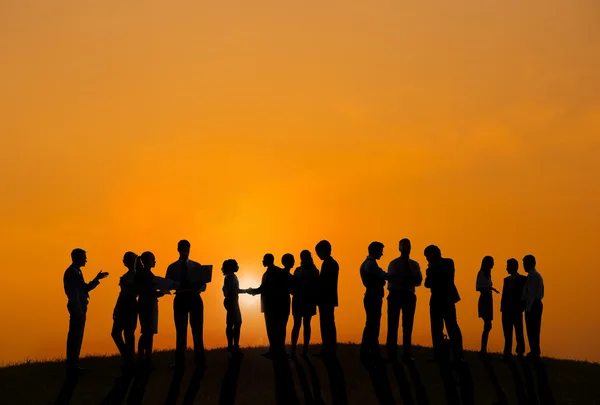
<box><xmin>386</xmin><ymin>238</ymin><xmax>422</xmax><ymax>362</ymax></box>
<box><xmin>166</xmin><ymin>240</ymin><xmax>207</xmax><ymax>370</ymax></box>
<box><xmin>522</xmin><ymin>254</ymin><xmax>544</xmax><ymax>362</ymax></box>
<box><xmin>315</xmin><ymin>240</ymin><xmax>339</xmax><ymax>358</ymax></box>
<box><xmin>359</xmin><ymin>242</ymin><xmax>389</xmax><ymax>365</ymax></box>
<box><xmin>501</xmin><ymin>258</ymin><xmax>527</xmax><ymax>360</ymax></box>
<box><xmin>63</xmin><ymin>248</ymin><xmax>108</xmax><ymax>373</ymax></box>
<box><xmin>423</xmin><ymin>245</ymin><xmax>464</xmax><ymax>363</ymax></box>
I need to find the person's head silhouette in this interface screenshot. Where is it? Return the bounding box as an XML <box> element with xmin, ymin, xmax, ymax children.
<box><xmin>368</xmin><ymin>242</ymin><xmax>384</xmax><ymax>260</ymax></box>
<box><xmin>300</xmin><ymin>250</ymin><xmax>314</xmax><ymax>267</ymax></box>
<box><xmin>222</xmin><ymin>259</ymin><xmax>239</xmax><ymax>275</ymax></box>
<box><xmin>123</xmin><ymin>251</ymin><xmax>137</xmax><ymax>270</ymax></box>
<box><xmin>522</xmin><ymin>255</ymin><xmax>536</xmax><ymax>273</ymax></box>
<box><xmin>71</xmin><ymin>248</ymin><xmax>87</xmax><ymax>267</ymax></box>
<box><xmin>506</xmin><ymin>258</ymin><xmax>519</xmax><ymax>275</ymax></box>
<box><xmin>399</xmin><ymin>238</ymin><xmax>411</xmax><ymax>256</ymax></box>
<box><xmin>424</xmin><ymin>245</ymin><xmax>442</xmax><ymax>265</ymax></box>
<box><xmin>480</xmin><ymin>256</ymin><xmax>494</xmax><ymax>276</ymax></box>
<box><xmin>262</xmin><ymin>254</ymin><xmax>275</xmax><ymax>268</ymax></box>
<box><xmin>315</xmin><ymin>240</ymin><xmax>332</xmax><ymax>260</ymax></box>
<box><xmin>178</xmin><ymin>240</ymin><xmax>191</xmax><ymax>260</ymax></box>
<box><xmin>282</xmin><ymin>253</ymin><xmax>295</xmax><ymax>270</ymax></box>
<box><xmin>140</xmin><ymin>252</ymin><xmax>156</xmax><ymax>269</ymax></box>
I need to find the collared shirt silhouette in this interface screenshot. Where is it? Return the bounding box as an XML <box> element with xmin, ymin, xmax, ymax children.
<box><xmin>63</xmin><ymin>248</ymin><xmax>108</xmax><ymax>373</ymax></box>
<box><xmin>501</xmin><ymin>258</ymin><xmax>527</xmax><ymax>358</ymax></box>
<box><xmin>165</xmin><ymin>239</ymin><xmax>207</xmax><ymax>370</ymax></box>
<box><xmin>386</xmin><ymin>238</ymin><xmax>422</xmax><ymax>361</ymax></box>
<box><xmin>359</xmin><ymin>242</ymin><xmax>389</xmax><ymax>364</ymax></box>
<box><xmin>315</xmin><ymin>240</ymin><xmax>339</xmax><ymax>358</ymax></box>
<box><xmin>424</xmin><ymin>245</ymin><xmax>463</xmax><ymax>362</ymax></box>
<box><xmin>111</xmin><ymin>251</ymin><xmax>138</xmax><ymax>367</ymax></box>
<box><xmin>521</xmin><ymin>255</ymin><xmax>544</xmax><ymax>361</ymax></box>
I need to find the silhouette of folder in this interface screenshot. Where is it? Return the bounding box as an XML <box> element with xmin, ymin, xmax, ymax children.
<box><xmin>153</xmin><ymin>276</ymin><xmax>175</xmax><ymax>291</ymax></box>
<box><xmin>188</xmin><ymin>265</ymin><xmax>213</xmax><ymax>285</ymax></box>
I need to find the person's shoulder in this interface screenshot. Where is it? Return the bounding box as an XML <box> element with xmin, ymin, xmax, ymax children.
<box><xmin>188</xmin><ymin>259</ymin><xmax>201</xmax><ymax>267</ymax></box>
<box><xmin>389</xmin><ymin>257</ymin><xmax>400</xmax><ymax>265</ymax></box>
<box><xmin>409</xmin><ymin>258</ymin><xmax>420</xmax><ymax>268</ymax></box>
<box><xmin>167</xmin><ymin>261</ymin><xmax>179</xmax><ymax>269</ymax></box>
<box><xmin>444</xmin><ymin>258</ymin><xmax>455</xmax><ymax>267</ymax></box>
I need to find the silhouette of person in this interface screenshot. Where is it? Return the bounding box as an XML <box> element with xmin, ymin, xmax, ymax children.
<box><xmin>386</xmin><ymin>238</ymin><xmax>423</xmax><ymax>362</ymax></box>
<box><xmin>62</xmin><ymin>248</ymin><xmax>108</xmax><ymax>374</ymax></box>
<box><xmin>250</xmin><ymin>253</ymin><xmax>292</xmax><ymax>359</ymax></box>
<box><xmin>476</xmin><ymin>256</ymin><xmax>499</xmax><ymax>357</ymax></box>
<box><xmin>522</xmin><ymin>254</ymin><xmax>544</xmax><ymax>362</ymax></box>
<box><xmin>222</xmin><ymin>259</ymin><xmax>250</xmax><ymax>358</ymax></box>
<box><xmin>165</xmin><ymin>240</ymin><xmax>208</xmax><ymax>370</ymax></box>
<box><xmin>290</xmin><ymin>250</ymin><xmax>319</xmax><ymax>359</ymax></box>
<box><xmin>280</xmin><ymin>253</ymin><xmax>295</xmax><ymax>350</ymax></box>
<box><xmin>315</xmin><ymin>240</ymin><xmax>339</xmax><ymax>358</ymax></box>
<box><xmin>135</xmin><ymin>251</ymin><xmax>164</xmax><ymax>367</ymax></box>
<box><xmin>423</xmin><ymin>245</ymin><xmax>464</xmax><ymax>363</ymax></box>
<box><xmin>359</xmin><ymin>241</ymin><xmax>390</xmax><ymax>365</ymax></box>
<box><xmin>111</xmin><ymin>251</ymin><xmax>138</xmax><ymax>368</ymax></box>
<box><xmin>500</xmin><ymin>258</ymin><xmax>527</xmax><ymax>360</ymax></box>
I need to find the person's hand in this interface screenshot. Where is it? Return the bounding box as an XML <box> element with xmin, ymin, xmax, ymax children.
<box><xmin>95</xmin><ymin>271</ymin><xmax>109</xmax><ymax>281</ymax></box>
<box><xmin>492</xmin><ymin>288</ymin><xmax>500</xmax><ymax>294</ymax></box>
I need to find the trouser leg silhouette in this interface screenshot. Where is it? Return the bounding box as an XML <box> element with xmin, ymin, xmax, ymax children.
<box><xmin>66</xmin><ymin>309</ymin><xmax>86</xmax><ymax>367</ymax></box>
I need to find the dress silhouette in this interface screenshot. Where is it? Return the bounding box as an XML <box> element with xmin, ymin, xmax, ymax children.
<box><xmin>63</xmin><ymin>248</ymin><xmax>108</xmax><ymax>373</ymax></box>
<box><xmin>423</xmin><ymin>245</ymin><xmax>464</xmax><ymax>362</ymax></box>
<box><xmin>359</xmin><ymin>242</ymin><xmax>390</xmax><ymax>365</ymax></box>
<box><xmin>135</xmin><ymin>251</ymin><xmax>163</xmax><ymax>367</ymax></box>
<box><xmin>315</xmin><ymin>240</ymin><xmax>339</xmax><ymax>358</ymax></box>
<box><xmin>386</xmin><ymin>238</ymin><xmax>423</xmax><ymax>362</ymax></box>
<box><xmin>222</xmin><ymin>259</ymin><xmax>249</xmax><ymax>358</ymax></box>
<box><xmin>111</xmin><ymin>251</ymin><xmax>138</xmax><ymax>367</ymax></box>
<box><xmin>500</xmin><ymin>258</ymin><xmax>527</xmax><ymax>359</ymax></box>
<box><xmin>165</xmin><ymin>240</ymin><xmax>208</xmax><ymax>370</ymax></box>
<box><xmin>290</xmin><ymin>250</ymin><xmax>319</xmax><ymax>358</ymax></box>
<box><xmin>476</xmin><ymin>256</ymin><xmax>499</xmax><ymax>356</ymax></box>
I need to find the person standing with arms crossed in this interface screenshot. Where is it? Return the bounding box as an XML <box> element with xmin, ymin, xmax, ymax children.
<box><xmin>63</xmin><ymin>248</ymin><xmax>109</xmax><ymax>374</ymax></box>
<box><xmin>386</xmin><ymin>238</ymin><xmax>422</xmax><ymax>363</ymax></box>
<box><xmin>166</xmin><ymin>240</ymin><xmax>208</xmax><ymax>371</ymax></box>
<box><xmin>314</xmin><ymin>240</ymin><xmax>339</xmax><ymax>359</ymax></box>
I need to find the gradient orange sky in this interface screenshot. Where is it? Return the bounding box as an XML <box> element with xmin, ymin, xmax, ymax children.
<box><xmin>1</xmin><ymin>0</ymin><xmax>599</xmax><ymax>365</ymax></box>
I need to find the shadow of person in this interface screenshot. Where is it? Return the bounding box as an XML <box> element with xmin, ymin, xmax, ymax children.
<box><xmin>180</xmin><ymin>369</ymin><xmax>204</xmax><ymax>405</ymax></box>
<box><xmin>305</xmin><ymin>358</ymin><xmax>326</xmax><ymax>405</ymax></box>
<box><xmin>455</xmin><ymin>360</ymin><xmax>475</xmax><ymax>405</ymax></box>
<box><xmin>405</xmin><ymin>361</ymin><xmax>431</xmax><ymax>405</ymax></box>
<box><xmin>506</xmin><ymin>359</ymin><xmax>529</xmax><ymax>405</ymax></box>
<box><xmin>481</xmin><ymin>358</ymin><xmax>509</xmax><ymax>405</ymax></box>
<box><xmin>292</xmin><ymin>358</ymin><xmax>315</xmax><ymax>405</ymax></box>
<box><xmin>54</xmin><ymin>373</ymin><xmax>80</xmax><ymax>405</ymax></box>
<box><xmin>390</xmin><ymin>360</ymin><xmax>416</xmax><ymax>405</ymax></box>
<box><xmin>164</xmin><ymin>368</ymin><xmax>186</xmax><ymax>405</ymax></box>
<box><xmin>219</xmin><ymin>358</ymin><xmax>242</xmax><ymax>405</ymax></box>
<box><xmin>437</xmin><ymin>361</ymin><xmax>461</xmax><ymax>405</ymax></box>
<box><xmin>363</xmin><ymin>362</ymin><xmax>396</xmax><ymax>405</ymax></box>
<box><xmin>273</xmin><ymin>357</ymin><xmax>300</xmax><ymax>405</ymax></box>
<box><xmin>321</xmin><ymin>357</ymin><xmax>349</xmax><ymax>405</ymax></box>
<box><xmin>100</xmin><ymin>368</ymin><xmax>135</xmax><ymax>405</ymax></box>
<box><xmin>520</xmin><ymin>358</ymin><xmax>540</xmax><ymax>405</ymax></box>
<box><xmin>126</xmin><ymin>367</ymin><xmax>153</xmax><ymax>405</ymax></box>
<box><xmin>533</xmin><ymin>362</ymin><xmax>555</xmax><ymax>405</ymax></box>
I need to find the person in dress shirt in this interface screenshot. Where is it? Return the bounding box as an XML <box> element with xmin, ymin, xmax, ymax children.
<box><xmin>423</xmin><ymin>245</ymin><xmax>464</xmax><ymax>363</ymax></box>
<box><xmin>521</xmin><ymin>254</ymin><xmax>544</xmax><ymax>362</ymax></box>
<box><xmin>63</xmin><ymin>248</ymin><xmax>109</xmax><ymax>374</ymax></box>
<box><xmin>359</xmin><ymin>242</ymin><xmax>390</xmax><ymax>366</ymax></box>
<box><xmin>165</xmin><ymin>240</ymin><xmax>207</xmax><ymax>370</ymax></box>
<box><xmin>500</xmin><ymin>258</ymin><xmax>527</xmax><ymax>360</ymax></box>
<box><xmin>476</xmin><ymin>256</ymin><xmax>499</xmax><ymax>358</ymax></box>
<box><xmin>111</xmin><ymin>251</ymin><xmax>138</xmax><ymax>368</ymax></box>
<box><xmin>315</xmin><ymin>240</ymin><xmax>339</xmax><ymax>358</ymax></box>
<box><xmin>386</xmin><ymin>238</ymin><xmax>423</xmax><ymax>362</ymax></box>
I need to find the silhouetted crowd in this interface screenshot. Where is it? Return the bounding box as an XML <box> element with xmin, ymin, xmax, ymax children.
<box><xmin>62</xmin><ymin>238</ymin><xmax>545</xmax><ymax>376</ymax></box>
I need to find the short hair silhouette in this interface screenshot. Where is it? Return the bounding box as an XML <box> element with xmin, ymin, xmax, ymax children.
<box><xmin>222</xmin><ymin>259</ymin><xmax>239</xmax><ymax>274</ymax></box>
<box><xmin>480</xmin><ymin>256</ymin><xmax>494</xmax><ymax>272</ymax></box>
<box><xmin>368</xmin><ymin>242</ymin><xmax>384</xmax><ymax>256</ymax></box>
<box><xmin>399</xmin><ymin>238</ymin><xmax>411</xmax><ymax>247</ymax></box>
<box><xmin>263</xmin><ymin>253</ymin><xmax>275</xmax><ymax>266</ymax></box>
<box><xmin>523</xmin><ymin>255</ymin><xmax>536</xmax><ymax>269</ymax></box>
<box><xmin>300</xmin><ymin>249</ymin><xmax>313</xmax><ymax>264</ymax></box>
<box><xmin>140</xmin><ymin>251</ymin><xmax>154</xmax><ymax>267</ymax></box>
<box><xmin>424</xmin><ymin>245</ymin><xmax>441</xmax><ymax>258</ymax></box>
<box><xmin>282</xmin><ymin>253</ymin><xmax>295</xmax><ymax>269</ymax></box>
<box><xmin>178</xmin><ymin>240</ymin><xmax>191</xmax><ymax>251</ymax></box>
<box><xmin>315</xmin><ymin>240</ymin><xmax>332</xmax><ymax>255</ymax></box>
<box><xmin>71</xmin><ymin>248</ymin><xmax>86</xmax><ymax>262</ymax></box>
<box><xmin>507</xmin><ymin>258</ymin><xmax>519</xmax><ymax>270</ymax></box>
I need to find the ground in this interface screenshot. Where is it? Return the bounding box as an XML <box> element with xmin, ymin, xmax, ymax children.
<box><xmin>1</xmin><ymin>344</ymin><xmax>598</xmax><ymax>405</ymax></box>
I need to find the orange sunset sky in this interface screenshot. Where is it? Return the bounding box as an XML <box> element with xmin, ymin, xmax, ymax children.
<box><xmin>1</xmin><ymin>1</ymin><xmax>599</xmax><ymax>365</ymax></box>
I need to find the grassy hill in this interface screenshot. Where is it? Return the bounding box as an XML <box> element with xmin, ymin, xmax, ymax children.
<box><xmin>1</xmin><ymin>344</ymin><xmax>598</xmax><ymax>405</ymax></box>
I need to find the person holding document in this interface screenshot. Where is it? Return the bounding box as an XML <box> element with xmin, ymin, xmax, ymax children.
<box><xmin>165</xmin><ymin>240</ymin><xmax>211</xmax><ymax>370</ymax></box>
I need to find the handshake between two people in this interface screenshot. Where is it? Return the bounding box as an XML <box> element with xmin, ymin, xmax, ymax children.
<box><xmin>241</xmin><ymin>288</ymin><xmax>260</xmax><ymax>296</ymax></box>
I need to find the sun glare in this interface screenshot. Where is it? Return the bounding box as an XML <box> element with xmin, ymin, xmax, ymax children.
<box><xmin>237</xmin><ymin>273</ymin><xmax>262</xmax><ymax>309</ymax></box>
